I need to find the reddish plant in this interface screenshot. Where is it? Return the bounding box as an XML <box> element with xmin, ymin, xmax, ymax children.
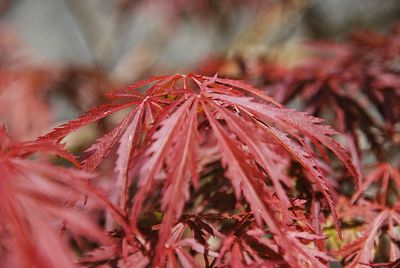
<box><xmin>335</xmin><ymin>164</ymin><xmax>400</xmax><ymax>266</ymax></box>
<box><xmin>37</xmin><ymin>74</ymin><xmax>358</xmax><ymax>267</ymax></box>
<box><xmin>1</xmin><ymin>23</ymin><xmax>399</xmax><ymax>268</ymax></box>
<box><xmin>266</xmin><ymin>25</ymin><xmax>400</xmax><ymax>161</ymax></box>
<box><xmin>0</xmin><ymin>126</ymin><xmax>110</xmax><ymax>267</ymax></box>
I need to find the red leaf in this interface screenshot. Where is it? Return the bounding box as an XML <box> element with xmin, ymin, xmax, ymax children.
<box><xmin>38</xmin><ymin>101</ymin><xmax>137</xmax><ymax>142</ymax></box>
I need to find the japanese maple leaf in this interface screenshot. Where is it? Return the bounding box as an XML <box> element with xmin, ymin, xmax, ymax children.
<box><xmin>336</xmin><ymin>163</ymin><xmax>400</xmax><ymax>267</ymax></box>
<box><xmin>0</xmin><ymin>126</ymin><xmax>110</xmax><ymax>268</ymax></box>
<box><xmin>351</xmin><ymin>163</ymin><xmax>400</xmax><ymax>206</ymax></box>
<box><xmin>40</xmin><ymin>73</ymin><xmax>358</xmax><ymax>267</ymax></box>
<box><xmin>154</xmin><ymin>222</ymin><xmax>218</xmax><ymax>268</ymax></box>
<box><xmin>266</xmin><ymin>25</ymin><xmax>400</xmax><ymax>162</ymax></box>
<box><xmin>215</xmin><ymin>215</ymin><xmax>334</xmax><ymax>268</ymax></box>
<box><xmin>337</xmin><ymin>208</ymin><xmax>400</xmax><ymax>267</ymax></box>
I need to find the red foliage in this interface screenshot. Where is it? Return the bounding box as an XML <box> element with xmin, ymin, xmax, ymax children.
<box><xmin>0</xmin><ymin>126</ymin><xmax>110</xmax><ymax>267</ymax></box>
<box><xmin>38</xmin><ymin>73</ymin><xmax>358</xmax><ymax>267</ymax></box>
<box><xmin>266</xmin><ymin>25</ymin><xmax>400</xmax><ymax>161</ymax></box>
<box><xmin>334</xmin><ymin>164</ymin><xmax>400</xmax><ymax>267</ymax></box>
<box><xmin>1</xmin><ymin>22</ymin><xmax>399</xmax><ymax>267</ymax></box>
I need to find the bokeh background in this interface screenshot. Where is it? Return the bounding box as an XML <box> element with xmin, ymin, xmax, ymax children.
<box><xmin>0</xmin><ymin>0</ymin><xmax>399</xmax><ymax>143</ymax></box>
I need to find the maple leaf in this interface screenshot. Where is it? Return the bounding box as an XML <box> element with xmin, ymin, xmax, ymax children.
<box><xmin>334</xmin><ymin>163</ymin><xmax>400</xmax><ymax>267</ymax></box>
<box><xmin>41</xmin><ymin>73</ymin><xmax>358</xmax><ymax>267</ymax></box>
<box><xmin>0</xmin><ymin>126</ymin><xmax>110</xmax><ymax>268</ymax></box>
<box><xmin>215</xmin><ymin>215</ymin><xmax>334</xmax><ymax>267</ymax></box>
<box><xmin>337</xmin><ymin>210</ymin><xmax>388</xmax><ymax>267</ymax></box>
<box><xmin>264</xmin><ymin>25</ymin><xmax>400</xmax><ymax>162</ymax></box>
<box><xmin>351</xmin><ymin>163</ymin><xmax>400</xmax><ymax>206</ymax></box>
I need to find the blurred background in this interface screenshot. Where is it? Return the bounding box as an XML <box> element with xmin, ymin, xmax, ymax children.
<box><xmin>0</xmin><ymin>0</ymin><xmax>399</xmax><ymax>142</ymax></box>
